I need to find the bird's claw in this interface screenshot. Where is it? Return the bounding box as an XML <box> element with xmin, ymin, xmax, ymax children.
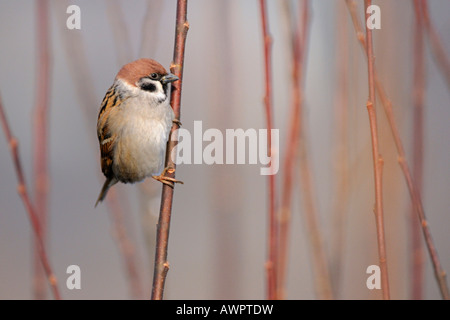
<box><xmin>172</xmin><ymin>119</ymin><xmax>182</xmax><ymax>128</ymax></box>
<box><xmin>152</xmin><ymin>166</ymin><xmax>184</xmax><ymax>188</ymax></box>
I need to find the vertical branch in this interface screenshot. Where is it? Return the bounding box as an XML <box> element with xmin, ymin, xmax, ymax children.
<box><xmin>0</xmin><ymin>94</ymin><xmax>61</xmax><ymax>300</ymax></box>
<box><xmin>364</xmin><ymin>0</ymin><xmax>390</xmax><ymax>300</ymax></box>
<box><xmin>346</xmin><ymin>0</ymin><xmax>449</xmax><ymax>300</ymax></box>
<box><xmin>151</xmin><ymin>0</ymin><xmax>189</xmax><ymax>300</ymax></box>
<box><xmin>32</xmin><ymin>0</ymin><xmax>51</xmax><ymax>300</ymax></box>
<box><xmin>259</xmin><ymin>0</ymin><xmax>278</xmax><ymax>300</ymax></box>
<box><xmin>410</xmin><ymin>0</ymin><xmax>425</xmax><ymax>300</ymax></box>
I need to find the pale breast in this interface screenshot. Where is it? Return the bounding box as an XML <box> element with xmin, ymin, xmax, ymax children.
<box><xmin>110</xmin><ymin>95</ymin><xmax>174</xmax><ymax>183</ymax></box>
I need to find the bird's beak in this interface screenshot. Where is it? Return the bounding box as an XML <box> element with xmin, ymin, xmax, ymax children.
<box><xmin>161</xmin><ymin>73</ymin><xmax>179</xmax><ymax>84</ymax></box>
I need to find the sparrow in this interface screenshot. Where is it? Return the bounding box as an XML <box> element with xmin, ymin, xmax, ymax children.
<box><xmin>95</xmin><ymin>58</ymin><xmax>183</xmax><ymax>207</ymax></box>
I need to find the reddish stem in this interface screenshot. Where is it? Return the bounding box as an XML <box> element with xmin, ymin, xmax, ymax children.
<box><xmin>346</xmin><ymin>0</ymin><xmax>449</xmax><ymax>299</ymax></box>
<box><xmin>151</xmin><ymin>0</ymin><xmax>189</xmax><ymax>300</ymax></box>
<box><xmin>0</xmin><ymin>94</ymin><xmax>61</xmax><ymax>300</ymax></box>
<box><xmin>259</xmin><ymin>0</ymin><xmax>278</xmax><ymax>300</ymax></box>
<box><xmin>364</xmin><ymin>0</ymin><xmax>390</xmax><ymax>300</ymax></box>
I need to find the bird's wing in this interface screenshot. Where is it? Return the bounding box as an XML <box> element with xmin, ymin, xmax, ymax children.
<box><xmin>97</xmin><ymin>85</ymin><xmax>120</xmax><ymax>178</ymax></box>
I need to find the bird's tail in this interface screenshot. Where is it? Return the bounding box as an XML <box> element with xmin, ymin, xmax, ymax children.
<box><xmin>95</xmin><ymin>177</ymin><xmax>118</xmax><ymax>207</ymax></box>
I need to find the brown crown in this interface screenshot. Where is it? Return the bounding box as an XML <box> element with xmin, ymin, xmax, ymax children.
<box><xmin>116</xmin><ymin>58</ymin><xmax>168</xmax><ymax>86</ymax></box>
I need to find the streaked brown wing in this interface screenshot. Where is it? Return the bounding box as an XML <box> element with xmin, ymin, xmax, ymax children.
<box><xmin>98</xmin><ymin>85</ymin><xmax>117</xmax><ymax>120</ymax></box>
<box><xmin>97</xmin><ymin>85</ymin><xmax>120</xmax><ymax>178</ymax></box>
<box><xmin>98</xmin><ymin>127</ymin><xmax>116</xmax><ymax>178</ymax></box>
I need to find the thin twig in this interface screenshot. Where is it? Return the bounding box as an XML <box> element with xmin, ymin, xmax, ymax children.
<box><xmin>151</xmin><ymin>0</ymin><xmax>189</xmax><ymax>300</ymax></box>
<box><xmin>410</xmin><ymin>0</ymin><xmax>425</xmax><ymax>300</ymax></box>
<box><xmin>346</xmin><ymin>0</ymin><xmax>449</xmax><ymax>299</ymax></box>
<box><xmin>32</xmin><ymin>0</ymin><xmax>52</xmax><ymax>300</ymax></box>
<box><xmin>364</xmin><ymin>0</ymin><xmax>390</xmax><ymax>300</ymax></box>
<box><xmin>259</xmin><ymin>0</ymin><xmax>278</xmax><ymax>300</ymax></box>
<box><xmin>378</xmin><ymin>85</ymin><xmax>450</xmax><ymax>299</ymax></box>
<box><xmin>420</xmin><ymin>0</ymin><xmax>450</xmax><ymax>90</ymax></box>
<box><xmin>0</xmin><ymin>93</ymin><xmax>61</xmax><ymax>300</ymax></box>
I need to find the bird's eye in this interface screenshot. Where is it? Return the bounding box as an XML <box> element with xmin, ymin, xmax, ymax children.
<box><xmin>149</xmin><ymin>73</ymin><xmax>159</xmax><ymax>80</ymax></box>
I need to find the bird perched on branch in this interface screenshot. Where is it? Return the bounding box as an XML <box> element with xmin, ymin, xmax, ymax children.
<box><xmin>95</xmin><ymin>58</ymin><xmax>183</xmax><ymax>207</ymax></box>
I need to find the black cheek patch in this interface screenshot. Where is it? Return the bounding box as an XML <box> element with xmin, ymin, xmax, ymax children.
<box><xmin>141</xmin><ymin>82</ymin><xmax>157</xmax><ymax>92</ymax></box>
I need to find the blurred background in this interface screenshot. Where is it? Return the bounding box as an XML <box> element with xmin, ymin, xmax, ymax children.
<box><xmin>0</xmin><ymin>0</ymin><xmax>449</xmax><ymax>299</ymax></box>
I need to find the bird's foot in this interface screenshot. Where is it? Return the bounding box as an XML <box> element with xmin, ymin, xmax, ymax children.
<box><xmin>152</xmin><ymin>167</ymin><xmax>184</xmax><ymax>188</ymax></box>
<box><xmin>172</xmin><ymin>119</ymin><xmax>182</xmax><ymax>127</ymax></box>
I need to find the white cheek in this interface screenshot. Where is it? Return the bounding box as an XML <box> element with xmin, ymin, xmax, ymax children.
<box><xmin>150</xmin><ymin>81</ymin><xmax>166</xmax><ymax>102</ymax></box>
<box><xmin>116</xmin><ymin>78</ymin><xmax>166</xmax><ymax>102</ymax></box>
<box><xmin>131</xmin><ymin>79</ymin><xmax>167</xmax><ymax>104</ymax></box>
